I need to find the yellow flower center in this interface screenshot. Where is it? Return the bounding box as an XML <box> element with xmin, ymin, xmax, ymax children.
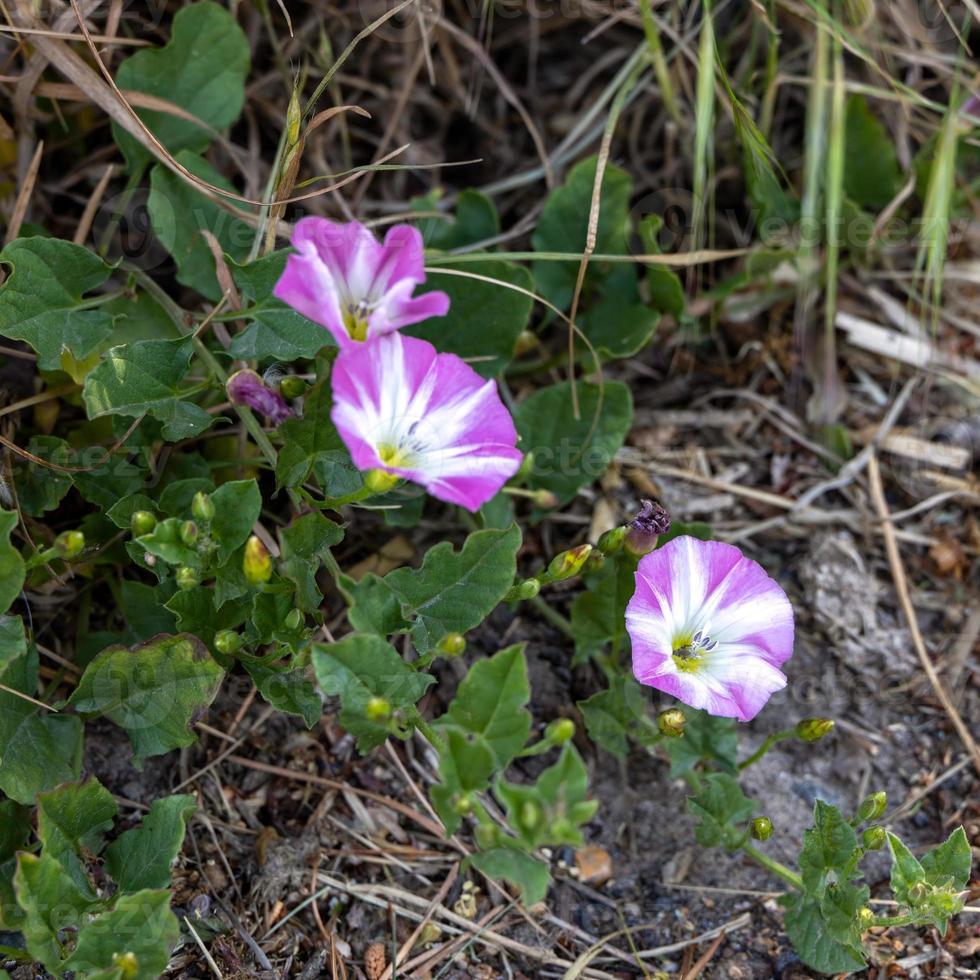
<box><xmin>377</xmin><ymin>442</ymin><xmax>415</xmax><ymax>468</ymax></box>
<box><xmin>343</xmin><ymin>301</ymin><xmax>371</xmax><ymax>341</ymax></box>
<box><xmin>672</xmin><ymin>628</ymin><xmax>716</xmax><ymax>673</ymax></box>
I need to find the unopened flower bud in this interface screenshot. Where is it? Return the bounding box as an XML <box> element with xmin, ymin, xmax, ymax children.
<box><xmin>284</xmin><ymin>608</ymin><xmax>303</xmax><ymax>631</ymax></box>
<box><xmin>279</xmin><ymin>375</ymin><xmax>309</xmax><ymax>399</ymax></box>
<box><xmin>657</xmin><ymin>708</ymin><xmax>686</xmax><ymax>738</ymax></box>
<box><xmin>112</xmin><ymin>952</ymin><xmax>139</xmax><ymax>979</ymax></box>
<box><xmin>437</xmin><ymin>632</ymin><xmax>466</xmax><ymax>657</ymax></box>
<box><xmin>544</xmin><ymin>544</ymin><xmax>592</xmax><ymax>583</ymax></box>
<box><xmin>512</xmin><ymin>330</ymin><xmax>538</xmax><ymax>357</ymax></box>
<box><xmin>475</xmin><ymin>823</ymin><xmax>499</xmax><ymax>849</ymax></box>
<box><xmin>243</xmin><ymin>535</ymin><xmax>272</xmax><ymax>585</ymax></box>
<box><xmin>365</xmin><ymin>697</ymin><xmax>392</xmax><ymax>722</ymax></box>
<box><xmin>54</xmin><ymin>530</ymin><xmax>85</xmax><ymax>558</ymax></box>
<box><xmin>214</xmin><ymin>630</ymin><xmax>242</xmax><ymax>655</ymax></box>
<box><xmin>504</xmin><ymin>578</ymin><xmax>540</xmax><ymax>602</ymax></box>
<box><xmin>862</xmin><ymin>826</ymin><xmax>886</xmax><ymax>850</ymax></box>
<box><xmin>857</xmin><ymin>906</ymin><xmax>875</xmax><ymax>930</ymax></box>
<box><xmin>751</xmin><ymin>816</ymin><xmax>774</xmax><ymax>841</ymax></box>
<box><xmin>453</xmin><ymin>793</ymin><xmax>474</xmax><ymax>816</ymax></box>
<box><xmin>546</xmin><ymin>718</ymin><xmax>575</xmax><ymax>743</ymax></box>
<box><xmin>796</xmin><ymin>718</ymin><xmax>835</xmax><ymax>742</ymax></box>
<box><xmin>532</xmin><ymin>489</ymin><xmax>559</xmax><ymax>509</ymax></box>
<box><xmin>228</xmin><ymin>369</ymin><xmax>294</xmax><ymax>426</ymax></box>
<box><xmin>596</xmin><ymin>525</ymin><xmax>626</xmax><ymax>555</ymax></box>
<box><xmin>130</xmin><ymin>510</ymin><xmax>157</xmax><ymax>536</ymax></box>
<box><xmin>180</xmin><ymin>520</ymin><xmax>199</xmax><ymax>546</ymax></box>
<box><xmin>364</xmin><ymin>468</ymin><xmax>400</xmax><ymax>494</ymax></box>
<box><xmin>191</xmin><ymin>491</ymin><xmax>215</xmax><ymax>523</ymax></box>
<box><xmin>857</xmin><ymin>791</ymin><xmax>887</xmax><ymax>822</ymax></box>
<box><xmin>519</xmin><ymin>800</ymin><xmax>542</xmax><ymax>832</ymax></box>
<box><xmin>625</xmin><ymin>500</ymin><xmax>670</xmax><ymax>556</ymax></box>
<box><xmin>907</xmin><ymin>881</ymin><xmax>928</xmax><ymax>904</ymax></box>
<box><xmin>176</xmin><ymin>566</ymin><xmax>200</xmax><ymax>591</ymax></box>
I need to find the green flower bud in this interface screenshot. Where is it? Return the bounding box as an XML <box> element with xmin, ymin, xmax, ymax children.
<box><xmin>795</xmin><ymin>718</ymin><xmax>835</xmax><ymax>742</ymax></box>
<box><xmin>243</xmin><ymin>535</ymin><xmax>272</xmax><ymax>585</ymax></box>
<box><xmin>130</xmin><ymin>510</ymin><xmax>157</xmax><ymax>536</ymax></box>
<box><xmin>512</xmin><ymin>329</ymin><xmax>538</xmax><ymax>357</ymax></box>
<box><xmin>474</xmin><ymin>822</ymin><xmax>499</xmax><ymax>849</ymax></box>
<box><xmin>596</xmin><ymin>525</ymin><xmax>626</xmax><ymax>556</ymax></box>
<box><xmin>54</xmin><ymin>530</ymin><xmax>85</xmax><ymax>558</ymax></box>
<box><xmin>907</xmin><ymin>881</ymin><xmax>928</xmax><ymax>904</ymax></box>
<box><xmin>751</xmin><ymin>816</ymin><xmax>774</xmax><ymax>841</ymax></box>
<box><xmin>214</xmin><ymin>630</ymin><xmax>243</xmax><ymax>655</ymax></box>
<box><xmin>437</xmin><ymin>632</ymin><xmax>466</xmax><ymax>657</ymax></box>
<box><xmin>112</xmin><ymin>952</ymin><xmax>140</xmax><ymax>980</ymax></box>
<box><xmin>547</xmin><ymin>718</ymin><xmax>575</xmax><ymax>744</ymax></box>
<box><xmin>543</xmin><ymin>544</ymin><xmax>592</xmax><ymax>583</ymax></box>
<box><xmin>365</xmin><ymin>697</ymin><xmax>392</xmax><ymax>722</ymax></box>
<box><xmin>176</xmin><ymin>566</ymin><xmax>200</xmax><ymax>591</ymax></box>
<box><xmin>549</xmin><ymin>816</ymin><xmax>575</xmax><ymax>841</ymax></box>
<box><xmin>284</xmin><ymin>608</ymin><xmax>303</xmax><ymax>631</ymax></box>
<box><xmin>279</xmin><ymin>375</ymin><xmax>310</xmax><ymax>400</ymax></box>
<box><xmin>453</xmin><ymin>793</ymin><xmax>474</xmax><ymax>816</ymax></box>
<box><xmin>504</xmin><ymin>578</ymin><xmax>540</xmax><ymax>602</ymax></box>
<box><xmin>532</xmin><ymin>489</ymin><xmax>559</xmax><ymax>509</ymax></box>
<box><xmin>857</xmin><ymin>791</ymin><xmax>887</xmax><ymax>822</ymax></box>
<box><xmin>191</xmin><ymin>491</ymin><xmax>215</xmax><ymax>523</ymax></box>
<box><xmin>657</xmin><ymin>708</ymin><xmax>686</xmax><ymax>738</ymax></box>
<box><xmin>364</xmin><ymin>469</ymin><xmax>399</xmax><ymax>494</ymax></box>
<box><xmin>180</xmin><ymin>520</ymin><xmax>199</xmax><ymax>546</ymax></box>
<box><xmin>862</xmin><ymin>826</ymin><xmax>886</xmax><ymax>850</ymax></box>
<box><xmin>519</xmin><ymin>800</ymin><xmax>542</xmax><ymax>832</ymax></box>
<box><xmin>857</xmin><ymin>906</ymin><xmax>875</xmax><ymax>930</ymax></box>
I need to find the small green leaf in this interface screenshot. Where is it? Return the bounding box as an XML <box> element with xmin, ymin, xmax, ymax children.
<box><xmin>413</xmin><ymin>189</ymin><xmax>499</xmax><ymax>249</ymax></box>
<box><xmin>17</xmin><ymin>436</ymin><xmax>73</xmax><ymax>515</ymax></box>
<box><xmin>799</xmin><ymin>801</ymin><xmax>861</xmax><ymax>896</ymax></box>
<box><xmin>580</xmin><ymin>291</ymin><xmax>659</xmax><ymax>360</ymax></box>
<box><xmin>385</xmin><ymin>525</ymin><xmax>522</xmax><ymax>653</ymax></box>
<box><xmin>279</xmin><ymin>511</ymin><xmax>344</xmax><ymax>612</ymax></box>
<box><xmin>210</xmin><ymin>479</ymin><xmax>262</xmax><ymax>563</ymax></box>
<box><xmin>164</xmin><ymin>587</ymin><xmax>246</xmax><ymax>649</ymax></box>
<box><xmin>0</xmin><ymin>511</ymin><xmax>26</xmax><ymax>616</ymax></box>
<box><xmin>0</xmin><ymin>237</ymin><xmax>114</xmax><ymax>370</ymax></box>
<box><xmin>338</xmin><ymin>572</ymin><xmax>411</xmax><ymax>637</ymax></box>
<box><xmin>430</xmin><ymin>727</ymin><xmax>497</xmax><ymax>834</ymax></box>
<box><xmin>407</xmin><ymin>259</ymin><xmax>533</xmax><ymax>377</ymax></box>
<box><xmin>468</xmin><ymin>848</ymin><xmax>550</xmax><ymax>906</ymax></box>
<box><xmin>439</xmin><ymin>644</ymin><xmax>531</xmax><ymax>767</ymax></box>
<box><xmin>686</xmin><ymin>772</ymin><xmax>755</xmax><ymax>849</ymax></box>
<box><xmin>515</xmin><ymin>381</ymin><xmax>632</xmax><ymax>505</ymax></box>
<box><xmin>312</xmin><ymin>634</ymin><xmax>434</xmax><ymax>751</ymax></box>
<box><xmin>919</xmin><ymin>826</ymin><xmax>972</xmax><ymax>891</ymax></box>
<box><xmin>67</xmin><ymin>633</ymin><xmax>224</xmax><ymax>765</ymax></box>
<box><xmin>845</xmin><ymin>95</ymin><xmax>902</xmax><ymax>211</ymax></box>
<box><xmin>104</xmin><ymin>795</ymin><xmax>196</xmax><ymax>892</ymax></box>
<box><xmin>244</xmin><ymin>660</ymin><xmax>321</xmax><ymax>727</ymax></box>
<box><xmin>124</xmin><ymin>580</ymin><xmax>178</xmax><ymax>640</ymax></box>
<box><xmin>781</xmin><ymin>892</ymin><xmax>866</xmax><ymax>975</ymax></box>
<box><xmin>886</xmin><ymin>831</ymin><xmax>924</xmax><ymax>904</ymax></box>
<box><xmin>665</xmin><ymin>709</ymin><xmax>738</xmax><ymax>777</ymax></box>
<box><xmin>113</xmin><ymin>1</ymin><xmax>250</xmax><ymax>171</ymax></box>
<box><xmin>62</xmin><ymin>889</ymin><xmax>180</xmax><ymax>979</ymax></box>
<box><xmin>578</xmin><ymin>675</ymin><xmax>655</xmax><ymax>758</ymax></box>
<box><xmin>135</xmin><ymin>517</ymin><xmax>198</xmax><ymax>567</ymax></box>
<box><xmin>275</xmin><ymin>376</ymin><xmax>349</xmax><ymax>488</ymax></box>
<box><xmin>148</xmin><ymin>151</ymin><xmax>252</xmax><ymax>300</ymax></box>
<box><xmin>83</xmin><ymin>339</ymin><xmax>214</xmax><ymax>441</ymax></box>
<box><xmin>229</xmin><ymin>250</ymin><xmax>332</xmax><ymax>360</ymax></box>
<box><xmin>569</xmin><ymin>556</ymin><xmax>634</xmax><ymax>664</ymax></box>
<box><xmin>0</xmin><ymin>799</ymin><xmax>30</xmax><ymax>862</ymax></box>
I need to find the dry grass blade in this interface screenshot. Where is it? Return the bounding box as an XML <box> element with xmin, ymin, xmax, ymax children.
<box><xmin>4</xmin><ymin>140</ymin><xmax>43</xmax><ymax>245</ymax></box>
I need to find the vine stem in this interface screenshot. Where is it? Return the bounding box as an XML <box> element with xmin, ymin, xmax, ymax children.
<box><xmin>742</xmin><ymin>844</ymin><xmax>803</xmax><ymax>890</ymax></box>
<box><xmin>409</xmin><ymin>709</ymin><xmax>445</xmax><ymax>754</ymax></box>
<box><xmin>737</xmin><ymin>729</ymin><xmax>794</xmax><ymax>770</ymax></box>
<box><xmin>527</xmin><ymin>594</ymin><xmax>575</xmax><ymax>638</ymax></box>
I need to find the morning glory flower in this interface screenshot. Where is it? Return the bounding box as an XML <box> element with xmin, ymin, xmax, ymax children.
<box><xmin>330</xmin><ymin>332</ymin><xmax>523</xmax><ymax>511</ymax></box>
<box><xmin>227</xmin><ymin>369</ymin><xmax>294</xmax><ymax>426</ymax></box>
<box><xmin>273</xmin><ymin>217</ymin><xmax>450</xmax><ymax>348</ymax></box>
<box><xmin>625</xmin><ymin>536</ymin><xmax>794</xmax><ymax>721</ymax></box>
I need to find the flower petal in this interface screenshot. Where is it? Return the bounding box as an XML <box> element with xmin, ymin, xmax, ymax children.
<box><xmin>227</xmin><ymin>369</ymin><xmax>294</xmax><ymax>426</ymax></box>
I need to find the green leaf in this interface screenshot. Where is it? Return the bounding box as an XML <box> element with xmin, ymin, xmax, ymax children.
<box><xmin>413</xmin><ymin>189</ymin><xmax>499</xmax><ymax>250</ymax></box>
<box><xmin>113</xmin><ymin>1</ymin><xmax>250</xmax><ymax>172</ymax></box>
<box><xmin>104</xmin><ymin>795</ymin><xmax>195</xmax><ymax>892</ymax></box>
<box><xmin>468</xmin><ymin>848</ymin><xmax>550</xmax><ymax>906</ymax></box>
<box><xmin>781</xmin><ymin>892</ymin><xmax>866</xmax><ymax>975</ymax></box>
<box><xmin>440</xmin><ymin>645</ymin><xmax>531</xmax><ymax>767</ymax></box>
<box><xmin>798</xmin><ymin>801</ymin><xmax>860</xmax><ymax>896</ymax></box>
<box><xmin>569</xmin><ymin>556</ymin><xmax>634</xmax><ymax>664</ymax></box>
<box><xmin>0</xmin><ymin>237</ymin><xmax>114</xmax><ymax>370</ymax></box>
<box><xmin>134</xmin><ymin>517</ymin><xmax>198</xmax><ymax>567</ymax></box>
<box><xmin>37</xmin><ymin>778</ymin><xmax>118</xmax><ymax>893</ymax></box>
<box><xmin>515</xmin><ymin>381</ymin><xmax>632</xmax><ymax>505</ymax></box>
<box><xmin>106</xmin><ymin>492</ymin><xmax>157</xmax><ymax>530</ymax></box>
<box><xmin>920</xmin><ymin>826</ymin><xmax>972</xmax><ymax>890</ymax></box>
<box><xmin>164</xmin><ymin>587</ymin><xmax>246</xmax><ymax>649</ymax></box>
<box><xmin>338</xmin><ymin>572</ymin><xmax>411</xmax><ymax>637</ymax></box>
<box><xmin>686</xmin><ymin>772</ymin><xmax>755</xmax><ymax>849</ymax></box>
<box><xmin>0</xmin><ymin>800</ymin><xmax>30</xmax><ymax>862</ymax></box>
<box><xmin>158</xmin><ymin>477</ymin><xmax>214</xmax><ymax>516</ymax></box>
<box><xmin>244</xmin><ymin>660</ymin><xmax>321</xmax><ymax>727</ymax></box>
<box><xmin>67</xmin><ymin>633</ymin><xmax>224</xmax><ymax>765</ymax></box>
<box><xmin>580</xmin><ymin>291</ymin><xmax>659</xmax><ymax>360</ymax></box>
<box><xmin>17</xmin><ymin>436</ymin><xmax>73</xmax><ymax>515</ymax></box>
<box><xmin>532</xmin><ymin>156</ymin><xmax>632</xmax><ymax>310</ymax></box>
<box><xmin>384</xmin><ymin>526</ymin><xmax>522</xmax><ymax>653</ymax></box>
<box><xmin>406</xmin><ymin>259</ymin><xmax>533</xmax><ymax>376</ymax></box>
<box><xmin>312</xmin><ymin>634</ymin><xmax>434</xmax><ymax>751</ymax></box>
<box><xmin>229</xmin><ymin>250</ymin><xmax>331</xmax><ymax>360</ymax></box>
<box><xmin>62</xmin><ymin>889</ymin><xmax>180</xmax><ymax>980</ymax></box>
<box><xmin>276</xmin><ymin>376</ymin><xmax>349</xmax><ymax>488</ymax></box>
<box><xmin>845</xmin><ymin>95</ymin><xmax>902</xmax><ymax>211</ymax></box>
<box><xmin>578</xmin><ymin>675</ymin><xmax>655</xmax><ymax>758</ymax></box>
<box><xmin>0</xmin><ymin>644</ymin><xmax>84</xmax><ymax>804</ymax></box>
<box><xmin>666</xmin><ymin>709</ymin><xmax>738</xmax><ymax>777</ymax></box>
<box><xmin>637</xmin><ymin>215</ymin><xmax>685</xmax><ymax>317</ymax></box>
<box><xmin>123</xmin><ymin>581</ymin><xmax>178</xmax><ymax>640</ymax></box>
<box><xmin>887</xmin><ymin>831</ymin><xmax>924</xmax><ymax>904</ymax></box>
<box><xmin>209</xmin><ymin>478</ymin><xmax>262</xmax><ymax>563</ymax></box>
<box><xmin>279</xmin><ymin>511</ymin><xmax>344</xmax><ymax>612</ymax></box>
<box><xmin>430</xmin><ymin>727</ymin><xmax>497</xmax><ymax>834</ymax></box>
<box><xmin>0</xmin><ymin>511</ymin><xmax>25</xmax><ymax>616</ymax></box>
<box><xmin>14</xmin><ymin>852</ymin><xmax>94</xmax><ymax>974</ymax></box>
<box><xmin>148</xmin><ymin>151</ymin><xmax>252</xmax><ymax>300</ymax></box>
<box><xmin>83</xmin><ymin>339</ymin><xmax>214</xmax><ymax>441</ymax></box>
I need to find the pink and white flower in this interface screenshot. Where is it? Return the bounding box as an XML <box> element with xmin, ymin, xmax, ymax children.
<box><xmin>273</xmin><ymin>217</ymin><xmax>449</xmax><ymax>349</ymax></box>
<box><xmin>330</xmin><ymin>332</ymin><xmax>523</xmax><ymax>511</ymax></box>
<box><xmin>625</xmin><ymin>536</ymin><xmax>794</xmax><ymax>721</ymax></box>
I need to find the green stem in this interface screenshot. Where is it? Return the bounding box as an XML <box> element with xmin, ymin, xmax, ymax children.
<box><xmin>638</xmin><ymin>0</ymin><xmax>682</xmax><ymax>125</ymax></box>
<box><xmin>869</xmin><ymin>913</ymin><xmax>915</xmax><ymax>929</ymax></box>
<box><xmin>528</xmin><ymin>594</ymin><xmax>574</xmax><ymax>639</ymax></box>
<box><xmin>737</xmin><ymin>729</ymin><xmax>794</xmax><ymax>770</ymax></box>
<box><xmin>410</xmin><ymin>709</ymin><xmax>445</xmax><ymax>754</ymax></box>
<box><xmin>742</xmin><ymin>844</ymin><xmax>803</xmax><ymax>890</ymax></box>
